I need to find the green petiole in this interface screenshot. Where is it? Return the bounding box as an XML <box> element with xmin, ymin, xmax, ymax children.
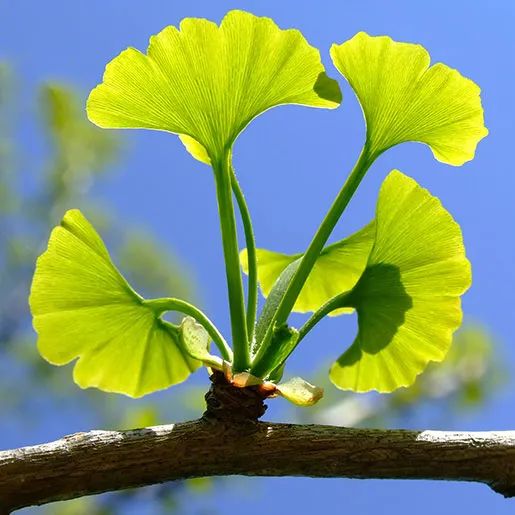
<box><xmin>296</xmin><ymin>291</ymin><xmax>353</xmax><ymax>345</ymax></box>
<box><xmin>213</xmin><ymin>152</ymin><xmax>250</xmax><ymax>372</ymax></box>
<box><xmin>145</xmin><ymin>297</ymin><xmax>233</xmax><ymax>361</ymax></box>
<box><xmin>252</xmin><ymin>291</ymin><xmax>353</xmax><ymax>379</ymax></box>
<box><xmin>230</xmin><ymin>166</ymin><xmax>258</xmax><ymax>345</ymax></box>
<box><xmin>250</xmin><ymin>145</ymin><xmax>376</xmax><ymax>376</ymax></box>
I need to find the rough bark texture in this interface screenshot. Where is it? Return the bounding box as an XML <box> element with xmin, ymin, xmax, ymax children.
<box><xmin>1</xmin><ymin>373</ymin><xmax>514</xmax><ymax>512</ymax></box>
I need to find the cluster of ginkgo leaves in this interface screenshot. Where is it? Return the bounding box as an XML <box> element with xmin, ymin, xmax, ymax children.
<box><xmin>29</xmin><ymin>10</ymin><xmax>487</xmax><ymax>406</ymax></box>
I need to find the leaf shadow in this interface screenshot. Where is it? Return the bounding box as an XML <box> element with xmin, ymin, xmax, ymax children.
<box><xmin>343</xmin><ymin>263</ymin><xmax>413</xmax><ymax>364</ymax></box>
<box><xmin>314</xmin><ymin>72</ymin><xmax>342</xmax><ymax>104</ymax></box>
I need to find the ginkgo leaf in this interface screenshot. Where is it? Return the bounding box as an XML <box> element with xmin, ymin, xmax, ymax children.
<box><xmin>231</xmin><ymin>372</ymin><xmax>264</xmax><ymax>388</ymax></box>
<box><xmin>179</xmin><ymin>134</ymin><xmax>211</xmax><ymax>165</ymax></box>
<box><xmin>180</xmin><ymin>316</ymin><xmax>223</xmax><ymax>369</ymax></box>
<box><xmin>241</xmin><ymin>222</ymin><xmax>374</xmax><ymax>315</ymax></box>
<box><xmin>330</xmin><ymin>170</ymin><xmax>471</xmax><ymax>393</ymax></box>
<box><xmin>331</xmin><ymin>32</ymin><xmax>487</xmax><ymax>165</ymax></box>
<box><xmin>87</xmin><ymin>10</ymin><xmax>341</xmax><ymax>165</ymax></box>
<box><xmin>29</xmin><ymin>209</ymin><xmax>199</xmax><ymax>398</ymax></box>
<box><xmin>276</xmin><ymin>377</ymin><xmax>324</xmax><ymax>406</ymax></box>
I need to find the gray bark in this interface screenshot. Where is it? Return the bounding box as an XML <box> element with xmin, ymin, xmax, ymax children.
<box><xmin>1</xmin><ymin>373</ymin><xmax>514</xmax><ymax>512</ymax></box>
<box><xmin>1</xmin><ymin>421</ymin><xmax>515</xmax><ymax>512</ymax></box>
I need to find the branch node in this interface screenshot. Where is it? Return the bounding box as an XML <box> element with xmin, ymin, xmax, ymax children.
<box><xmin>202</xmin><ymin>371</ymin><xmax>268</xmax><ymax>426</ymax></box>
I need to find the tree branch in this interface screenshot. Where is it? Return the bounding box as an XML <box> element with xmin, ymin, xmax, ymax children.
<box><xmin>1</xmin><ymin>420</ymin><xmax>515</xmax><ymax>512</ymax></box>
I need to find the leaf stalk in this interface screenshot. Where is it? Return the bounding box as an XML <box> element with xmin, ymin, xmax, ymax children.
<box><xmin>145</xmin><ymin>297</ymin><xmax>232</xmax><ymax>361</ymax></box>
<box><xmin>230</xmin><ymin>167</ymin><xmax>258</xmax><ymax>345</ymax></box>
<box><xmin>213</xmin><ymin>153</ymin><xmax>250</xmax><ymax>371</ymax></box>
<box><xmin>251</xmin><ymin>145</ymin><xmax>376</xmax><ymax>376</ymax></box>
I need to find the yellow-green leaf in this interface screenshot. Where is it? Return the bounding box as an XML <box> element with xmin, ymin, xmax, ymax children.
<box><xmin>276</xmin><ymin>377</ymin><xmax>324</xmax><ymax>406</ymax></box>
<box><xmin>180</xmin><ymin>316</ymin><xmax>223</xmax><ymax>370</ymax></box>
<box><xmin>87</xmin><ymin>10</ymin><xmax>341</xmax><ymax>164</ymax></box>
<box><xmin>179</xmin><ymin>134</ymin><xmax>211</xmax><ymax>165</ymax></box>
<box><xmin>241</xmin><ymin>222</ymin><xmax>374</xmax><ymax>315</ymax></box>
<box><xmin>29</xmin><ymin>210</ymin><xmax>199</xmax><ymax>398</ymax></box>
<box><xmin>331</xmin><ymin>32</ymin><xmax>487</xmax><ymax>165</ymax></box>
<box><xmin>330</xmin><ymin>170</ymin><xmax>471</xmax><ymax>392</ymax></box>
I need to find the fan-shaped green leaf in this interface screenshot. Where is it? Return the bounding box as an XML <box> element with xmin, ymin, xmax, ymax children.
<box><xmin>331</xmin><ymin>32</ymin><xmax>487</xmax><ymax>165</ymax></box>
<box><xmin>87</xmin><ymin>10</ymin><xmax>341</xmax><ymax>164</ymax></box>
<box><xmin>330</xmin><ymin>170</ymin><xmax>471</xmax><ymax>393</ymax></box>
<box><xmin>29</xmin><ymin>209</ymin><xmax>199</xmax><ymax>398</ymax></box>
<box><xmin>240</xmin><ymin>222</ymin><xmax>374</xmax><ymax>315</ymax></box>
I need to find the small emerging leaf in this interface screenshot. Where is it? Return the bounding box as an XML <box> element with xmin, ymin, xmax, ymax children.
<box><xmin>87</xmin><ymin>10</ymin><xmax>341</xmax><ymax>165</ymax></box>
<box><xmin>331</xmin><ymin>32</ymin><xmax>487</xmax><ymax>165</ymax></box>
<box><xmin>232</xmin><ymin>372</ymin><xmax>264</xmax><ymax>388</ymax></box>
<box><xmin>180</xmin><ymin>316</ymin><xmax>223</xmax><ymax>370</ymax></box>
<box><xmin>257</xmin><ymin>324</ymin><xmax>300</xmax><ymax>378</ymax></box>
<box><xmin>29</xmin><ymin>210</ymin><xmax>199</xmax><ymax>398</ymax></box>
<box><xmin>253</xmin><ymin>260</ymin><xmax>299</xmax><ymax>349</ymax></box>
<box><xmin>276</xmin><ymin>377</ymin><xmax>324</xmax><ymax>406</ymax></box>
<box><xmin>241</xmin><ymin>222</ymin><xmax>374</xmax><ymax>316</ymax></box>
<box><xmin>330</xmin><ymin>171</ymin><xmax>471</xmax><ymax>393</ymax></box>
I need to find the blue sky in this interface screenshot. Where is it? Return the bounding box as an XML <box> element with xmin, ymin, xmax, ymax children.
<box><xmin>2</xmin><ymin>1</ymin><xmax>515</xmax><ymax>513</ymax></box>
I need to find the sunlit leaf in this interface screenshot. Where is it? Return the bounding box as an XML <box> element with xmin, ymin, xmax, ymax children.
<box><xmin>179</xmin><ymin>134</ymin><xmax>211</xmax><ymax>165</ymax></box>
<box><xmin>331</xmin><ymin>32</ymin><xmax>487</xmax><ymax>165</ymax></box>
<box><xmin>180</xmin><ymin>316</ymin><xmax>223</xmax><ymax>369</ymax></box>
<box><xmin>29</xmin><ymin>209</ymin><xmax>199</xmax><ymax>398</ymax></box>
<box><xmin>87</xmin><ymin>10</ymin><xmax>341</xmax><ymax>164</ymax></box>
<box><xmin>276</xmin><ymin>376</ymin><xmax>324</xmax><ymax>406</ymax></box>
<box><xmin>330</xmin><ymin>170</ymin><xmax>471</xmax><ymax>392</ymax></box>
<box><xmin>241</xmin><ymin>222</ymin><xmax>374</xmax><ymax>315</ymax></box>
<box><xmin>306</xmin><ymin>324</ymin><xmax>500</xmax><ymax>427</ymax></box>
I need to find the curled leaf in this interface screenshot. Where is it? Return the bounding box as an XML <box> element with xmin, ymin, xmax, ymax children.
<box><xmin>180</xmin><ymin>316</ymin><xmax>223</xmax><ymax>370</ymax></box>
<box><xmin>29</xmin><ymin>210</ymin><xmax>199</xmax><ymax>398</ymax></box>
<box><xmin>276</xmin><ymin>377</ymin><xmax>324</xmax><ymax>406</ymax></box>
<box><xmin>330</xmin><ymin>171</ymin><xmax>471</xmax><ymax>393</ymax></box>
<box><xmin>331</xmin><ymin>32</ymin><xmax>487</xmax><ymax>165</ymax></box>
<box><xmin>87</xmin><ymin>10</ymin><xmax>341</xmax><ymax>165</ymax></box>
